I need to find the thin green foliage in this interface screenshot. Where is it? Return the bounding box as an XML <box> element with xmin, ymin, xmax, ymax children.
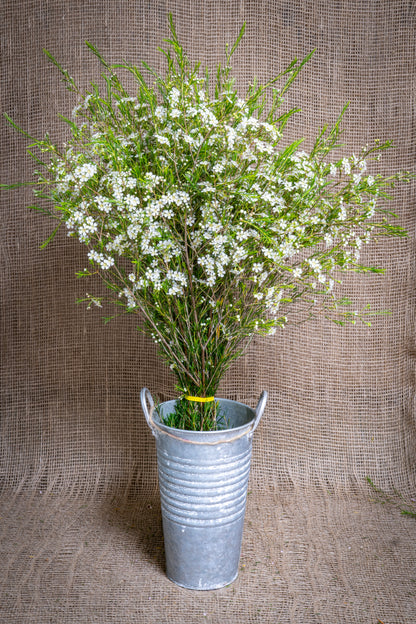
<box><xmin>366</xmin><ymin>477</ymin><xmax>416</xmax><ymax>518</ymax></box>
<box><xmin>160</xmin><ymin>398</ymin><xmax>228</xmax><ymax>431</ymax></box>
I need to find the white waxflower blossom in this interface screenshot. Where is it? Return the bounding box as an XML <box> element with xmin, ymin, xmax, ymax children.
<box><xmin>197</xmin><ymin>105</ymin><xmax>218</xmax><ymax>128</ymax></box>
<box><xmin>279</xmin><ymin>240</ymin><xmax>296</xmax><ymax>258</ymax></box>
<box><xmin>144</xmin><ymin>172</ymin><xmax>163</xmax><ymax>188</ymax></box>
<box><xmin>166</xmin><ymin>270</ymin><xmax>188</xmax><ymax>296</ymax></box>
<box><xmin>226</xmin><ymin>126</ymin><xmax>238</xmax><ymax>149</ymax></box>
<box><xmin>73</xmin><ymin>162</ymin><xmax>97</xmax><ymax>183</ymax></box>
<box><xmin>88</xmin><ymin>250</ymin><xmax>114</xmax><ymax>270</ymax></box>
<box><xmin>106</xmin><ymin>235</ymin><xmax>127</xmax><ymax>253</ymax></box>
<box><xmin>121</xmin><ymin>287</ymin><xmax>137</xmax><ymax>308</ymax></box>
<box><xmin>308</xmin><ymin>258</ymin><xmax>321</xmax><ymax>272</ymax></box>
<box><xmin>182</xmin><ymin>133</ymin><xmax>197</xmax><ymax>147</ymax></box>
<box><xmin>145</xmin><ymin>267</ymin><xmax>162</xmax><ymax>290</ymax></box>
<box><xmin>56</xmin><ymin>172</ymin><xmax>74</xmax><ymax>193</ymax></box>
<box><xmin>169</xmin><ymin>87</ymin><xmax>180</xmax><ymax>105</ymax></box>
<box><xmin>246</xmin><ymin>116</ymin><xmax>259</xmax><ymax>129</ymax></box>
<box><xmin>155</xmin><ymin>106</ymin><xmax>167</xmax><ymax>121</ymax></box>
<box><xmin>324</xmin><ymin>233</ymin><xmax>333</xmax><ymax>247</ymax></box>
<box><xmin>232</xmin><ymin>246</ymin><xmax>248</xmax><ymax>264</ymax></box>
<box><xmin>126</xmin><ymin>222</ymin><xmax>141</xmax><ymax>240</ymax></box>
<box><xmin>85</xmin><ymin>293</ymin><xmax>102</xmax><ymax>309</ymax></box>
<box><xmin>78</xmin><ymin>215</ymin><xmax>98</xmax><ymax>241</ymax></box>
<box><xmin>72</xmin><ymin>209</ymin><xmax>85</xmax><ymax>224</ymax></box>
<box><xmin>296</xmin><ymin>178</ymin><xmax>308</xmax><ymax>191</ymax></box>
<box><xmin>145</xmin><ymin>199</ymin><xmax>163</xmax><ymax>218</ymax></box>
<box><xmin>199</xmin><ymin>182</ymin><xmax>216</xmax><ymax>194</ymax></box>
<box><xmin>261</xmin><ymin>122</ymin><xmax>276</xmax><ymax>135</ymax></box>
<box><xmin>110</xmin><ymin>171</ymin><xmax>136</xmax><ymax>190</ymax></box>
<box><xmin>96</xmin><ymin>195</ymin><xmax>112</xmax><ymax>213</ymax></box>
<box><xmin>186</xmin><ymin>105</ymin><xmax>198</xmax><ymax>118</ymax></box>
<box><xmin>262</xmin><ymin>192</ymin><xmax>285</xmax><ymax>213</ymax></box>
<box><xmin>72</xmin><ymin>103</ymin><xmax>83</xmax><ymax>118</ymax></box>
<box><xmin>167</xmin><ymin>284</ymin><xmax>183</xmax><ymax>296</ymax></box>
<box><xmin>342</xmin><ymin>158</ymin><xmax>351</xmax><ymax>175</ymax></box>
<box><xmin>81</xmin><ymin>94</ymin><xmax>93</xmax><ymax>110</ymax></box>
<box><xmin>236</xmin><ymin>117</ymin><xmax>248</xmax><ymax>133</ymax></box>
<box><xmin>293</xmin><ymin>267</ymin><xmax>302</xmax><ymax>278</ymax></box>
<box><xmin>212</xmin><ymin>163</ymin><xmax>225</xmax><ymax>174</ymax></box>
<box><xmin>154</xmin><ymin>134</ymin><xmax>170</xmax><ymax>146</ymax></box>
<box><xmin>367</xmin><ymin>175</ymin><xmax>375</xmax><ymax>186</ymax></box>
<box><xmin>125</xmin><ymin>195</ymin><xmax>141</xmax><ymax>210</ymax></box>
<box><xmin>329</xmin><ymin>163</ymin><xmax>337</xmax><ymax>176</ymax></box>
<box><xmin>262</xmin><ymin>247</ymin><xmax>280</xmax><ymax>262</ymax></box>
<box><xmin>241</xmin><ymin>148</ymin><xmax>255</xmax><ymax>161</ymax></box>
<box><xmin>171</xmin><ymin>191</ymin><xmax>190</xmax><ymax>206</ymax></box>
<box><xmin>339</xmin><ymin>202</ymin><xmax>347</xmax><ymax>220</ymax></box>
<box><xmin>166</xmin><ymin>270</ymin><xmax>187</xmax><ymax>284</ymax></box>
<box><xmin>254</xmin><ymin>139</ymin><xmax>274</xmax><ymax>155</ymax></box>
<box><xmin>235</xmin><ymin>229</ymin><xmax>250</xmax><ymax>242</ymax></box>
<box><xmin>161</xmin><ymin>208</ymin><xmax>174</xmax><ymax>219</ymax></box>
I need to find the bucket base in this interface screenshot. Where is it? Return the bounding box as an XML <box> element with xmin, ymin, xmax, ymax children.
<box><xmin>166</xmin><ymin>570</ymin><xmax>239</xmax><ymax>591</ymax></box>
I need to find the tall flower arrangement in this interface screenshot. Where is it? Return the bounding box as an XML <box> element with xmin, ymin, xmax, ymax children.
<box><xmin>4</xmin><ymin>18</ymin><xmax>411</xmax><ymax>429</ymax></box>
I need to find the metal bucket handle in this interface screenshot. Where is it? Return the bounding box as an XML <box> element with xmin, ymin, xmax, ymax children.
<box><xmin>250</xmin><ymin>390</ymin><xmax>268</xmax><ymax>436</ymax></box>
<box><xmin>141</xmin><ymin>387</ymin><xmax>267</xmax><ymax>438</ymax></box>
<box><xmin>141</xmin><ymin>387</ymin><xmax>155</xmax><ymax>434</ymax></box>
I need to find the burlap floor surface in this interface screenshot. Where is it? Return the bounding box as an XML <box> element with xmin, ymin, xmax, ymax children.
<box><xmin>1</xmin><ymin>487</ymin><xmax>415</xmax><ymax>623</ymax></box>
<box><xmin>2</xmin><ymin>1</ymin><xmax>415</xmax><ymax>622</ymax></box>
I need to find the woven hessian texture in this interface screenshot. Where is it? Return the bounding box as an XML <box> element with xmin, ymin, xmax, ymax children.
<box><xmin>1</xmin><ymin>1</ymin><xmax>415</xmax><ymax>622</ymax></box>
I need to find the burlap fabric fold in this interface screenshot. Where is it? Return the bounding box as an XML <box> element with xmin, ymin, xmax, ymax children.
<box><xmin>1</xmin><ymin>1</ymin><xmax>415</xmax><ymax>622</ymax></box>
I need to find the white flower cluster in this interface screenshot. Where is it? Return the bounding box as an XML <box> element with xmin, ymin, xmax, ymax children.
<box><xmin>107</xmin><ymin>171</ymin><xmax>136</xmax><ymax>201</ymax></box>
<box><xmin>166</xmin><ymin>270</ymin><xmax>188</xmax><ymax>296</ymax></box>
<box><xmin>73</xmin><ymin>162</ymin><xmax>97</xmax><ymax>183</ymax></box>
<box><xmin>44</xmin><ymin>43</ymin><xmax>392</xmax><ymax>343</ymax></box>
<box><xmin>65</xmin><ymin>201</ymin><xmax>98</xmax><ymax>243</ymax></box>
<box><xmin>87</xmin><ymin>249</ymin><xmax>114</xmax><ymax>270</ymax></box>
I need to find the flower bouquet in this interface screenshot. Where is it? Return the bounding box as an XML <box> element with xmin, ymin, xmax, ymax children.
<box><xmin>4</xmin><ymin>17</ymin><xmax>411</xmax><ymax>431</ymax></box>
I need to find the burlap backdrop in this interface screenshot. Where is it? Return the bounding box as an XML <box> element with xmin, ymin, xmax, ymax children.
<box><xmin>1</xmin><ymin>2</ymin><xmax>415</xmax><ymax>623</ymax></box>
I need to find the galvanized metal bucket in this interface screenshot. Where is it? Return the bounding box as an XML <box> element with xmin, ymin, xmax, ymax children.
<box><xmin>140</xmin><ymin>388</ymin><xmax>267</xmax><ymax>590</ymax></box>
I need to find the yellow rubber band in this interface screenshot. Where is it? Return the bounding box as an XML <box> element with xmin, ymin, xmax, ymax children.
<box><xmin>184</xmin><ymin>395</ymin><xmax>215</xmax><ymax>403</ymax></box>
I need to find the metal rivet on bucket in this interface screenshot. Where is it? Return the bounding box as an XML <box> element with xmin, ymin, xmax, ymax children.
<box><xmin>141</xmin><ymin>388</ymin><xmax>267</xmax><ymax>590</ymax></box>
